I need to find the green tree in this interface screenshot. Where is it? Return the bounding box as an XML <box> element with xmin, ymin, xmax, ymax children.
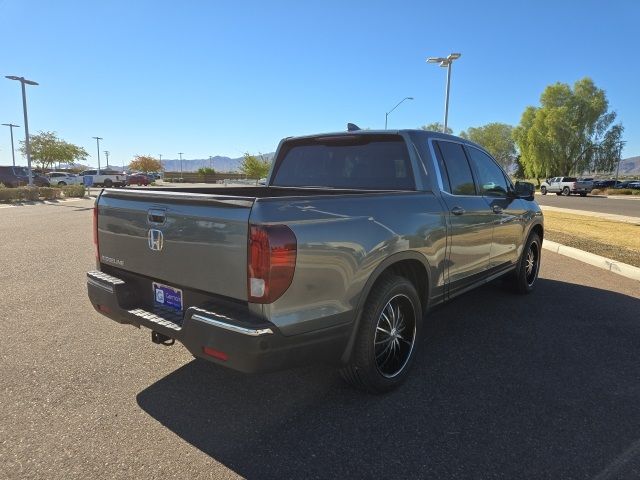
<box><xmin>420</xmin><ymin>122</ymin><xmax>452</xmax><ymax>134</ymax></box>
<box><xmin>197</xmin><ymin>167</ymin><xmax>216</xmax><ymax>175</ymax></box>
<box><xmin>460</xmin><ymin>123</ymin><xmax>516</xmax><ymax>170</ymax></box>
<box><xmin>513</xmin><ymin>77</ymin><xmax>624</xmax><ymax>178</ymax></box>
<box><xmin>239</xmin><ymin>153</ymin><xmax>271</xmax><ymax>178</ymax></box>
<box><xmin>19</xmin><ymin>131</ymin><xmax>88</xmax><ymax>171</ymax></box>
<box><xmin>129</xmin><ymin>155</ymin><xmax>163</xmax><ymax>173</ymax></box>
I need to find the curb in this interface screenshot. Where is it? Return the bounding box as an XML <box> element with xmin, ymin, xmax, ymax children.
<box><xmin>542</xmin><ymin>240</ymin><xmax>640</xmax><ymax>281</ymax></box>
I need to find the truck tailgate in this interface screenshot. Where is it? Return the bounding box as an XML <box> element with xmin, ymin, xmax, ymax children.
<box><xmin>97</xmin><ymin>189</ymin><xmax>254</xmax><ymax>300</ymax></box>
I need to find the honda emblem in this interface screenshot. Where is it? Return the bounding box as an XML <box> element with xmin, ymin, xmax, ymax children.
<box><xmin>148</xmin><ymin>229</ymin><xmax>164</xmax><ymax>251</ymax></box>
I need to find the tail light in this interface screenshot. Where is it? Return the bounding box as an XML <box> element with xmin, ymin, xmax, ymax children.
<box><xmin>93</xmin><ymin>205</ymin><xmax>99</xmax><ymax>263</ymax></box>
<box><xmin>248</xmin><ymin>224</ymin><xmax>297</xmax><ymax>303</ymax></box>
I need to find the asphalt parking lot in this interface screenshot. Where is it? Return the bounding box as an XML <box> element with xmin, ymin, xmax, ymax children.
<box><xmin>1</xmin><ymin>198</ymin><xmax>639</xmax><ymax>479</ymax></box>
<box><xmin>536</xmin><ymin>193</ymin><xmax>640</xmax><ymax>217</ymax></box>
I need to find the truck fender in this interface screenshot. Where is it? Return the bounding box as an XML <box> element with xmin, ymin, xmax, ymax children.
<box><xmin>340</xmin><ymin>250</ymin><xmax>432</xmax><ymax>364</ymax></box>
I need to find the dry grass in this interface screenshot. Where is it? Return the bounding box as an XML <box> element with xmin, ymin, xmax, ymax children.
<box><xmin>543</xmin><ymin>211</ymin><xmax>640</xmax><ymax>267</ymax></box>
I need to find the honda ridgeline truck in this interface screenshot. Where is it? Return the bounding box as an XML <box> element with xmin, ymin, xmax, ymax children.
<box><xmin>87</xmin><ymin>129</ymin><xmax>543</xmax><ymax>392</ymax></box>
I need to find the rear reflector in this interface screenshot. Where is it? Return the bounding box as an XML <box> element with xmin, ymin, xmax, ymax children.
<box><xmin>203</xmin><ymin>346</ymin><xmax>228</xmax><ymax>361</ymax></box>
<box><xmin>248</xmin><ymin>224</ymin><xmax>297</xmax><ymax>303</ymax></box>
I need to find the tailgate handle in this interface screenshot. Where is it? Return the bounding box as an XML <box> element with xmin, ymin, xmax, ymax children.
<box><xmin>147</xmin><ymin>208</ymin><xmax>166</xmax><ymax>225</ymax></box>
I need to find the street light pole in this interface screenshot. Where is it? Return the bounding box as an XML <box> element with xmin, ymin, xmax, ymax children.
<box><xmin>104</xmin><ymin>150</ymin><xmax>110</xmax><ymax>169</ymax></box>
<box><xmin>92</xmin><ymin>137</ymin><xmax>103</xmax><ymax>174</ymax></box>
<box><xmin>178</xmin><ymin>152</ymin><xmax>184</xmax><ymax>179</ymax></box>
<box><xmin>426</xmin><ymin>53</ymin><xmax>462</xmax><ymax>133</ymax></box>
<box><xmin>385</xmin><ymin>97</ymin><xmax>414</xmax><ymax>129</ymax></box>
<box><xmin>5</xmin><ymin>76</ymin><xmax>38</xmax><ymax>185</ymax></box>
<box><xmin>1</xmin><ymin>123</ymin><xmax>20</xmax><ymax>167</ymax></box>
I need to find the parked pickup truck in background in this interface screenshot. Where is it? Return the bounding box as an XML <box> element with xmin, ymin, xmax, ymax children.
<box><xmin>79</xmin><ymin>169</ymin><xmax>126</xmax><ymax>187</ymax></box>
<box><xmin>87</xmin><ymin>129</ymin><xmax>543</xmax><ymax>392</ymax></box>
<box><xmin>540</xmin><ymin>177</ymin><xmax>593</xmax><ymax>196</ymax></box>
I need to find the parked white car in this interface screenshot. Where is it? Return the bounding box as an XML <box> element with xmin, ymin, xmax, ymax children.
<box><xmin>47</xmin><ymin>171</ymin><xmax>82</xmax><ymax>186</ymax></box>
<box><xmin>78</xmin><ymin>169</ymin><xmax>126</xmax><ymax>187</ymax></box>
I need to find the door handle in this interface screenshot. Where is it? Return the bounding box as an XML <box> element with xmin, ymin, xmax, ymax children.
<box><xmin>451</xmin><ymin>206</ymin><xmax>465</xmax><ymax>216</ymax></box>
<box><xmin>492</xmin><ymin>205</ymin><xmax>503</xmax><ymax>214</ymax></box>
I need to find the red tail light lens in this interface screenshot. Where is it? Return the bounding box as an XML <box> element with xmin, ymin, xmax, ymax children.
<box><xmin>248</xmin><ymin>224</ymin><xmax>297</xmax><ymax>303</ymax></box>
<box><xmin>93</xmin><ymin>205</ymin><xmax>99</xmax><ymax>262</ymax></box>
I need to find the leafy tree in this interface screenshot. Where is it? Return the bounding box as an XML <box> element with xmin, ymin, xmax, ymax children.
<box><xmin>129</xmin><ymin>155</ymin><xmax>163</xmax><ymax>173</ymax></box>
<box><xmin>513</xmin><ymin>77</ymin><xmax>624</xmax><ymax>178</ymax></box>
<box><xmin>460</xmin><ymin>123</ymin><xmax>516</xmax><ymax>170</ymax></box>
<box><xmin>513</xmin><ymin>155</ymin><xmax>526</xmax><ymax>180</ymax></box>
<box><xmin>420</xmin><ymin>122</ymin><xmax>452</xmax><ymax>134</ymax></box>
<box><xmin>239</xmin><ymin>153</ymin><xmax>271</xmax><ymax>178</ymax></box>
<box><xmin>19</xmin><ymin>131</ymin><xmax>88</xmax><ymax>171</ymax></box>
<box><xmin>197</xmin><ymin>167</ymin><xmax>216</xmax><ymax>175</ymax></box>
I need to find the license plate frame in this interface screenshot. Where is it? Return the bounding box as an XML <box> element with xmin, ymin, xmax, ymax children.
<box><xmin>152</xmin><ymin>282</ymin><xmax>183</xmax><ymax>312</ymax></box>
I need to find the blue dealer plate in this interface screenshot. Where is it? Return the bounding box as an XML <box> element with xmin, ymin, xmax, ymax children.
<box><xmin>153</xmin><ymin>282</ymin><xmax>183</xmax><ymax>311</ymax></box>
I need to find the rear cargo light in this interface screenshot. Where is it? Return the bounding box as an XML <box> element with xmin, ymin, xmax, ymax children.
<box><xmin>93</xmin><ymin>205</ymin><xmax>99</xmax><ymax>262</ymax></box>
<box><xmin>203</xmin><ymin>346</ymin><xmax>229</xmax><ymax>361</ymax></box>
<box><xmin>248</xmin><ymin>224</ymin><xmax>297</xmax><ymax>303</ymax></box>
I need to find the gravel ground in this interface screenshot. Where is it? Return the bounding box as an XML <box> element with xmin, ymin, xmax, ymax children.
<box><xmin>545</xmin><ymin>229</ymin><xmax>640</xmax><ymax>267</ymax></box>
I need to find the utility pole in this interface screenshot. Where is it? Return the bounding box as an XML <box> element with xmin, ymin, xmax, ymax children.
<box><xmin>1</xmin><ymin>123</ymin><xmax>20</xmax><ymax>167</ymax></box>
<box><xmin>92</xmin><ymin>137</ymin><xmax>103</xmax><ymax>173</ymax></box>
<box><xmin>5</xmin><ymin>76</ymin><xmax>39</xmax><ymax>185</ymax></box>
<box><xmin>104</xmin><ymin>150</ymin><xmax>110</xmax><ymax>169</ymax></box>
<box><xmin>178</xmin><ymin>152</ymin><xmax>184</xmax><ymax>179</ymax></box>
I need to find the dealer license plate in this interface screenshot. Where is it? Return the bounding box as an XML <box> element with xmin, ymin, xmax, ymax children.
<box><xmin>152</xmin><ymin>282</ymin><xmax>183</xmax><ymax>312</ymax></box>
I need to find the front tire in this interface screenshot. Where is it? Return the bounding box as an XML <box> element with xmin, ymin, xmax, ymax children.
<box><xmin>103</xmin><ymin>179</ymin><xmax>113</xmax><ymax>188</ymax></box>
<box><xmin>541</xmin><ymin>186</ymin><xmax>547</xmax><ymax>195</ymax></box>
<box><xmin>57</xmin><ymin>181</ymin><xmax>67</xmax><ymax>186</ymax></box>
<box><xmin>340</xmin><ymin>274</ymin><xmax>422</xmax><ymax>393</ymax></box>
<box><xmin>514</xmin><ymin>233</ymin><xmax>541</xmax><ymax>294</ymax></box>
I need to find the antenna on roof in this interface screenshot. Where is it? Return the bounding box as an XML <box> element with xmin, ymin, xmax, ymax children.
<box><xmin>347</xmin><ymin>123</ymin><xmax>361</xmax><ymax>132</ymax></box>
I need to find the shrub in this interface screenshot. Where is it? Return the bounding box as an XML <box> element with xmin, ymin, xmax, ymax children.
<box><xmin>61</xmin><ymin>184</ymin><xmax>86</xmax><ymax>198</ymax></box>
<box><xmin>611</xmin><ymin>189</ymin><xmax>633</xmax><ymax>195</ymax></box>
<box><xmin>633</xmin><ymin>190</ymin><xmax>640</xmax><ymax>196</ymax></box>
<box><xmin>591</xmin><ymin>188</ymin><xmax>602</xmax><ymax>195</ymax></box>
<box><xmin>18</xmin><ymin>187</ymin><xmax>40</xmax><ymax>201</ymax></box>
<box><xmin>0</xmin><ymin>189</ymin><xmax>17</xmax><ymax>202</ymax></box>
<box><xmin>38</xmin><ymin>187</ymin><xmax>62</xmax><ymax>200</ymax></box>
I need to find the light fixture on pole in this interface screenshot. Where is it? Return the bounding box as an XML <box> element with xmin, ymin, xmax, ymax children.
<box><xmin>385</xmin><ymin>97</ymin><xmax>414</xmax><ymax>129</ymax></box>
<box><xmin>92</xmin><ymin>137</ymin><xmax>103</xmax><ymax>174</ymax></box>
<box><xmin>426</xmin><ymin>53</ymin><xmax>462</xmax><ymax>133</ymax></box>
<box><xmin>1</xmin><ymin>123</ymin><xmax>20</xmax><ymax>167</ymax></box>
<box><xmin>5</xmin><ymin>75</ymin><xmax>38</xmax><ymax>186</ymax></box>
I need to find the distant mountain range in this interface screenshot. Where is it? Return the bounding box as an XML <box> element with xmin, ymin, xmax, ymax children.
<box><xmin>617</xmin><ymin>156</ymin><xmax>640</xmax><ymax>175</ymax></box>
<box><xmin>160</xmin><ymin>153</ymin><xmax>274</xmax><ymax>173</ymax></box>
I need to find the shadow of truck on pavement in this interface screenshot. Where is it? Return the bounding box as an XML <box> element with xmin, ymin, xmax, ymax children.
<box><xmin>137</xmin><ymin>278</ymin><xmax>640</xmax><ymax>479</ymax></box>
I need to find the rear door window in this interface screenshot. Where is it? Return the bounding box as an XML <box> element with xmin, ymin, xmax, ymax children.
<box><xmin>434</xmin><ymin>141</ymin><xmax>476</xmax><ymax>195</ymax></box>
<box><xmin>271</xmin><ymin>135</ymin><xmax>415</xmax><ymax>190</ymax></box>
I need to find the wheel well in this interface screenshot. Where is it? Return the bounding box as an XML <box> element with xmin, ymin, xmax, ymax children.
<box><xmin>530</xmin><ymin>223</ymin><xmax>543</xmax><ymax>242</ymax></box>
<box><xmin>379</xmin><ymin>259</ymin><xmax>428</xmax><ymax>312</ymax></box>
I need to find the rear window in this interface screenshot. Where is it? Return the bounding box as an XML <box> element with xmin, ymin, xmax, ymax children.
<box><xmin>271</xmin><ymin>136</ymin><xmax>414</xmax><ymax>190</ymax></box>
<box><xmin>564</xmin><ymin>177</ymin><xmax>577</xmax><ymax>182</ymax></box>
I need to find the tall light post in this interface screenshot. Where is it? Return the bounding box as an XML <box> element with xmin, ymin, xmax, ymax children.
<box><xmin>385</xmin><ymin>97</ymin><xmax>414</xmax><ymax>129</ymax></box>
<box><xmin>5</xmin><ymin>76</ymin><xmax>38</xmax><ymax>186</ymax></box>
<box><xmin>104</xmin><ymin>150</ymin><xmax>110</xmax><ymax>169</ymax></box>
<box><xmin>178</xmin><ymin>152</ymin><xmax>184</xmax><ymax>178</ymax></box>
<box><xmin>209</xmin><ymin>155</ymin><xmax>214</xmax><ymax>170</ymax></box>
<box><xmin>1</xmin><ymin>123</ymin><xmax>20</xmax><ymax>167</ymax></box>
<box><xmin>92</xmin><ymin>137</ymin><xmax>103</xmax><ymax>173</ymax></box>
<box><xmin>426</xmin><ymin>53</ymin><xmax>462</xmax><ymax>133</ymax></box>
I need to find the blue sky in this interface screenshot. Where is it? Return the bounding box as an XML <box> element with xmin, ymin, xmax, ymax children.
<box><xmin>0</xmin><ymin>0</ymin><xmax>638</xmax><ymax>166</ymax></box>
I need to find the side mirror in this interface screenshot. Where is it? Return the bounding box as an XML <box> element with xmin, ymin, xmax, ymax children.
<box><xmin>513</xmin><ymin>181</ymin><xmax>535</xmax><ymax>200</ymax></box>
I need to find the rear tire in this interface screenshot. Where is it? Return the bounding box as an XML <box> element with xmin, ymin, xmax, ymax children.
<box><xmin>58</xmin><ymin>181</ymin><xmax>67</xmax><ymax>186</ymax></box>
<box><xmin>104</xmin><ymin>179</ymin><xmax>113</xmax><ymax>188</ymax></box>
<box><xmin>340</xmin><ymin>274</ymin><xmax>422</xmax><ymax>393</ymax></box>
<box><xmin>541</xmin><ymin>186</ymin><xmax>547</xmax><ymax>195</ymax></box>
<box><xmin>562</xmin><ymin>186</ymin><xmax>570</xmax><ymax>196</ymax></box>
<box><xmin>513</xmin><ymin>233</ymin><xmax>541</xmax><ymax>294</ymax></box>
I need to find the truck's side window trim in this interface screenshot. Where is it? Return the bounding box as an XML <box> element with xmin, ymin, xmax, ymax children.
<box><xmin>426</xmin><ymin>139</ymin><xmax>445</xmax><ymax>192</ymax></box>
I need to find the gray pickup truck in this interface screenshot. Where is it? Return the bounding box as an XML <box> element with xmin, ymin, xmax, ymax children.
<box><xmin>87</xmin><ymin>129</ymin><xmax>543</xmax><ymax>392</ymax></box>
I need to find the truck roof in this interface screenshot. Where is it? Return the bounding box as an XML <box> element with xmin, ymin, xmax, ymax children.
<box><xmin>283</xmin><ymin>129</ymin><xmax>486</xmax><ymax>151</ymax></box>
